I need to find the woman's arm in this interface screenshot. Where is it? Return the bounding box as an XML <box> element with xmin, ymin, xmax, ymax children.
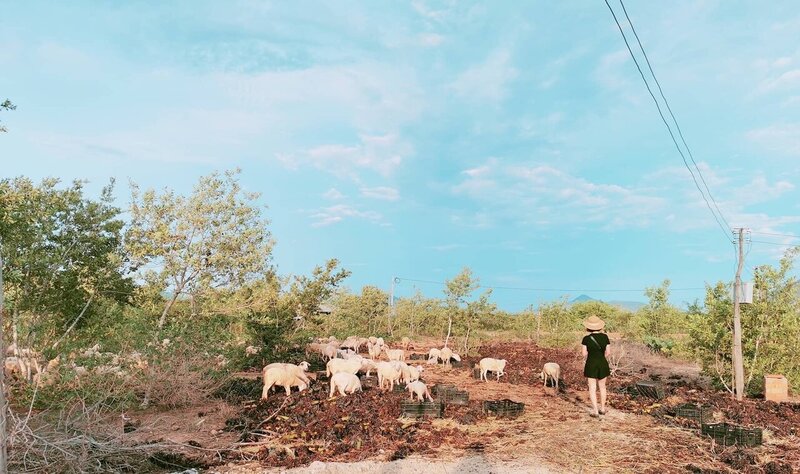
<box><xmin>582</xmin><ymin>345</ymin><xmax>588</xmax><ymax>359</ymax></box>
<box><xmin>605</xmin><ymin>343</ymin><xmax>611</xmax><ymax>358</ymax></box>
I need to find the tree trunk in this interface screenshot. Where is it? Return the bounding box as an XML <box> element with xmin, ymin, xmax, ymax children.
<box><xmin>158</xmin><ymin>292</ymin><xmax>180</xmax><ymax>330</ymax></box>
<box><xmin>0</xmin><ymin>254</ymin><xmax>9</xmax><ymax>473</ymax></box>
<box><xmin>536</xmin><ymin>311</ymin><xmax>541</xmax><ymax>344</ymax></box>
<box><xmin>444</xmin><ymin>316</ymin><xmax>453</xmax><ymax>347</ymax></box>
<box><xmin>52</xmin><ymin>296</ymin><xmax>94</xmax><ymax>351</ymax></box>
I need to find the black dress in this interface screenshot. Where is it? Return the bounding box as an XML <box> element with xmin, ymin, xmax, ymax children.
<box><xmin>582</xmin><ymin>332</ymin><xmax>611</xmax><ymax>379</ymax></box>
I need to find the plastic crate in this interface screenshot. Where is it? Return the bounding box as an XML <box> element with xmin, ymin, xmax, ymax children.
<box><xmin>482</xmin><ymin>399</ymin><xmax>525</xmax><ymax>418</ymax></box>
<box><xmin>636</xmin><ymin>381</ymin><xmax>665</xmax><ymax>400</ymax></box>
<box><xmin>674</xmin><ymin>403</ymin><xmax>711</xmax><ymax>424</ymax></box>
<box><xmin>432</xmin><ymin>384</ymin><xmax>469</xmax><ymax>406</ymax></box>
<box><xmin>408</xmin><ymin>353</ymin><xmax>427</xmax><ymax>361</ymax></box>
<box><xmin>701</xmin><ymin>422</ymin><xmax>763</xmax><ymax>447</ymax></box>
<box><xmin>401</xmin><ymin>400</ymin><xmax>444</xmax><ymax>418</ymax></box>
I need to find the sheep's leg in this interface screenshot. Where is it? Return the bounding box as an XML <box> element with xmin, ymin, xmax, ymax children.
<box><xmin>261</xmin><ymin>381</ymin><xmax>273</xmax><ymax>400</ymax></box>
<box><xmin>284</xmin><ymin>384</ymin><xmax>292</xmax><ymax>396</ymax></box>
<box><xmin>329</xmin><ymin>383</ymin><xmax>335</xmax><ymax>398</ymax></box>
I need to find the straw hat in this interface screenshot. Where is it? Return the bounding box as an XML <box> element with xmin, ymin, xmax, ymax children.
<box><xmin>583</xmin><ymin>315</ymin><xmax>605</xmax><ymax>331</ymax></box>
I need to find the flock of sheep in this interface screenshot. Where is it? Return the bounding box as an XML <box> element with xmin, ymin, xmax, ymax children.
<box><xmin>261</xmin><ymin>336</ymin><xmax>564</xmax><ymax>403</ymax></box>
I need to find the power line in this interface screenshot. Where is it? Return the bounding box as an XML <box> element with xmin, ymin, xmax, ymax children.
<box><xmin>750</xmin><ymin>240</ymin><xmax>800</xmax><ymax>247</ymax></box>
<box><xmin>750</xmin><ymin>231</ymin><xmax>799</xmax><ymax>239</ymax></box>
<box><xmin>617</xmin><ymin>0</ymin><xmax>731</xmax><ymax>232</ymax></box>
<box><xmin>603</xmin><ymin>0</ymin><xmax>733</xmax><ymax>244</ymax></box>
<box><xmin>394</xmin><ymin>276</ymin><xmax>705</xmax><ymax>293</ymax></box>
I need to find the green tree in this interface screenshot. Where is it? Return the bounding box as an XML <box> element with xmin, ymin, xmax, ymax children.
<box><xmin>0</xmin><ymin>99</ymin><xmax>15</xmax><ymax>133</ymax></box>
<box><xmin>0</xmin><ymin>177</ymin><xmax>130</xmax><ymax>350</ymax></box>
<box><xmin>638</xmin><ymin>279</ymin><xmax>682</xmax><ymax>340</ymax></box>
<box><xmin>689</xmin><ymin>249</ymin><xmax>800</xmax><ymax>394</ymax></box>
<box><xmin>442</xmin><ymin>268</ymin><xmax>479</xmax><ymax>347</ymax></box>
<box><xmin>126</xmin><ymin>169</ymin><xmax>275</xmax><ymax>329</ymax></box>
<box><xmin>289</xmin><ymin>259</ymin><xmax>350</xmax><ymax>328</ymax></box>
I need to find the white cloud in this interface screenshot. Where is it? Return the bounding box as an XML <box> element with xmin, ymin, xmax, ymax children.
<box><xmin>418</xmin><ymin>33</ymin><xmax>445</xmax><ymax>47</ymax></box>
<box><xmin>283</xmin><ymin>133</ymin><xmax>411</xmax><ymax>180</ymax></box>
<box><xmin>746</xmin><ymin>123</ymin><xmax>800</xmax><ymax>157</ymax></box>
<box><xmin>310</xmin><ymin>204</ymin><xmax>382</xmax><ymax>227</ymax></box>
<box><xmin>449</xmin><ymin>49</ymin><xmax>518</xmax><ymax>102</ymax></box>
<box><xmin>323</xmin><ymin>188</ymin><xmax>345</xmax><ymax>200</ymax></box>
<box><xmin>360</xmin><ymin>186</ymin><xmax>399</xmax><ymax>201</ymax></box>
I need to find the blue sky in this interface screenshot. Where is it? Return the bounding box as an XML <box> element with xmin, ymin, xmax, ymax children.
<box><xmin>2</xmin><ymin>1</ymin><xmax>799</xmax><ymax>310</ymax></box>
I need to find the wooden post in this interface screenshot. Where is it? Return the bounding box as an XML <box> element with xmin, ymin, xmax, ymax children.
<box><xmin>0</xmin><ymin>251</ymin><xmax>9</xmax><ymax>473</ymax></box>
<box><xmin>733</xmin><ymin>228</ymin><xmax>745</xmax><ymax>401</ymax></box>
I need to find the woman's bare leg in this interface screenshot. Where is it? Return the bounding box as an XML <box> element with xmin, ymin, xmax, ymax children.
<box><xmin>598</xmin><ymin>377</ymin><xmax>607</xmax><ymax>414</ymax></box>
<box><xmin>587</xmin><ymin>378</ymin><xmax>598</xmax><ymax>415</ymax></box>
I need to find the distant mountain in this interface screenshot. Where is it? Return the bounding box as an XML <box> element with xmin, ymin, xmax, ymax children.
<box><xmin>569</xmin><ymin>294</ymin><xmax>644</xmax><ymax>312</ymax></box>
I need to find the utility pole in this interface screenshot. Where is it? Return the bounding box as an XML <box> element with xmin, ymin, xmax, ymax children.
<box><xmin>388</xmin><ymin>277</ymin><xmax>397</xmax><ymax>336</ymax></box>
<box><xmin>0</xmin><ymin>250</ymin><xmax>8</xmax><ymax>473</ymax></box>
<box><xmin>732</xmin><ymin>228</ymin><xmax>746</xmax><ymax>401</ymax></box>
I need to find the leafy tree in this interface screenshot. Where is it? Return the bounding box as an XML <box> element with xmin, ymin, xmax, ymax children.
<box><xmin>688</xmin><ymin>248</ymin><xmax>800</xmax><ymax>395</ymax></box>
<box><xmin>442</xmin><ymin>268</ymin><xmax>479</xmax><ymax>347</ymax></box>
<box><xmin>638</xmin><ymin>279</ymin><xmax>682</xmax><ymax>339</ymax></box>
<box><xmin>0</xmin><ymin>99</ymin><xmax>15</xmax><ymax>133</ymax></box>
<box><xmin>289</xmin><ymin>259</ymin><xmax>350</xmax><ymax>328</ymax></box>
<box><xmin>0</xmin><ymin>177</ymin><xmax>130</xmax><ymax>349</ymax></box>
<box><xmin>538</xmin><ymin>298</ymin><xmax>574</xmax><ymax>347</ymax></box>
<box><xmin>126</xmin><ymin>169</ymin><xmax>275</xmax><ymax>329</ymax></box>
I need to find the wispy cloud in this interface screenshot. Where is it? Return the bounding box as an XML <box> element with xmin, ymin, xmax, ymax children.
<box><xmin>323</xmin><ymin>188</ymin><xmax>345</xmax><ymax>200</ymax></box>
<box><xmin>746</xmin><ymin>123</ymin><xmax>800</xmax><ymax>157</ymax></box>
<box><xmin>450</xmin><ymin>49</ymin><xmax>518</xmax><ymax>102</ymax></box>
<box><xmin>310</xmin><ymin>204</ymin><xmax>382</xmax><ymax>227</ymax></box>
<box><xmin>360</xmin><ymin>186</ymin><xmax>399</xmax><ymax>201</ymax></box>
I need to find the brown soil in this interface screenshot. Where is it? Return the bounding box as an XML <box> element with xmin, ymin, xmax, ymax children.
<box><xmin>124</xmin><ymin>341</ymin><xmax>800</xmax><ymax>473</ymax></box>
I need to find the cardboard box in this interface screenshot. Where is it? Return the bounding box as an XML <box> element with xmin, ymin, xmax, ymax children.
<box><xmin>765</xmin><ymin>374</ymin><xmax>788</xmax><ymax>403</ymax></box>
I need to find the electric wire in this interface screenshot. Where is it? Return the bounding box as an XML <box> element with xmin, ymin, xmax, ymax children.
<box><xmin>617</xmin><ymin>0</ymin><xmax>731</xmax><ymax>232</ymax></box>
<box><xmin>603</xmin><ymin>0</ymin><xmax>733</xmax><ymax>244</ymax></box>
<box><xmin>750</xmin><ymin>231</ymin><xmax>799</xmax><ymax>239</ymax></box>
<box><xmin>394</xmin><ymin>276</ymin><xmax>704</xmax><ymax>293</ymax></box>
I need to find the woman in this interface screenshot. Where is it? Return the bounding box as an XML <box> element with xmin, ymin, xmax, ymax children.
<box><xmin>581</xmin><ymin>315</ymin><xmax>610</xmax><ymax>418</ymax></box>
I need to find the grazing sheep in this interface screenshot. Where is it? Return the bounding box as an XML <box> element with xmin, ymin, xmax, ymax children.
<box><xmin>340</xmin><ymin>336</ymin><xmax>361</xmax><ymax>353</ymax></box>
<box><xmin>329</xmin><ymin>372</ymin><xmax>363</xmax><ymax>397</ymax></box>
<box><xmin>359</xmin><ymin>358</ymin><xmax>377</xmax><ymax>377</ymax></box>
<box><xmin>326</xmin><ymin>358</ymin><xmax>362</xmax><ymax>377</ymax></box>
<box><xmin>406</xmin><ymin>381</ymin><xmax>433</xmax><ymax>402</ymax></box>
<box><xmin>426</xmin><ymin>356</ymin><xmax>438</xmax><ymax>365</ymax></box>
<box><xmin>375</xmin><ymin>361</ymin><xmax>402</xmax><ymax>391</ymax></box>
<box><xmin>321</xmin><ymin>344</ymin><xmax>338</xmax><ymax>361</ymax></box>
<box><xmin>376</xmin><ymin>337</ymin><xmax>385</xmax><ymax>347</ymax></box>
<box><xmin>389</xmin><ymin>360</ymin><xmax>411</xmax><ymax>383</ymax></box>
<box><xmin>427</xmin><ymin>348</ymin><xmax>441</xmax><ymax>361</ymax></box>
<box><xmin>478</xmin><ymin>357</ymin><xmax>508</xmax><ymax>382</ymax></box>
<box><xmin>384</xmin><ymin>347</ymin><xmax>405</xmax><ymax>362</ymax></box>
<box><xmin>367</xmin><ymin>342</ymin><xmax>382</xmax><ymax>360</ymax></box>
<box><xmin>368</xmin><ymin>336</ymin><xmax>378</xmax><ymax>345</ymax></box>
<box><xmin>407</xmin><ymin>364</ymin><xmax>424</xmax><ymax>383</ymax></box>
<box><xmin>262</xmin><ymin>364</ymin><xmax>310</xmax><ymax>399</ymax></box>
<box><xmin>540</xmin><ymin>362</ymin><xmax>561</xmax><ymax>391</ymax></box>
<box><xmin>439</xmin><ymin>347</ymin><xmax>453</xmax><ymax>366</ymax></box>
<box><xmin>400</xmin><ymin>337</ymin><xmax>412</xmax><ymax>351</ymax></box>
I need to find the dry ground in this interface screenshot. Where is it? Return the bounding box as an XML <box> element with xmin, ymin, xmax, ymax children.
<box><xmin>121</xmin><ymin>340</ymin><xmax>799</xmax><ymax>473</ymax></box>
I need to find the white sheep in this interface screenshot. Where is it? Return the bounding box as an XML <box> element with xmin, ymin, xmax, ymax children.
<box><xmin>400</xmin><ymin>337</ymin><xmax>412</xmax><ymax>351</ymax></box>
<box><xmin>375</xmin><ymin>361</ymin><xmax>402</xmax><ymax>391</ymax></box>
<box><xmin>407</xmin><ymin>364</ymin><xmax>424</xmax><ymax>383</ymax></box>
<box><xmin>329</xmin><ymin>372</ymin><xmax>363</xmax><ymax>397</ymax></box>
<box><xmin>368</xmin><ymin>336</ymin><xmax>378</xmax><ymax>345</ymax></box>
<box><xmin>426</xmin><ymin>356</ymin><xmax>439</xmax><ymax>365</ymax></box>
<box><xmin>321</xmin><ymin>344</ymin><xmax>338</xmax><ymax>361</ymax></box>
<box><xmin>367</xmin><ymin>342</ymin><xmax>382</xmax><ymax>360</ymax></box>
<box><xmin>376</xmin><ymin>337</ymin><xmax>385</xmax><ymax>347</ymax></box>
<box><xmin>326</xmin><ymin>358</ymin><xmax>362</xmax><ymax>377</ymax></box>
<box><xmin>437</xmin><ymin>347</ymin><xmax>461</xmax><ymax>365</ymax></box>
<box><xmin>540</xmin><ymin>362</ymin><xmax>561</xmax><ymax>391</ymax></box>
<box><xmin>427</xmin><ymin>348</ymin><xmax>441</xmax><ymax>361</ymax></box>
<box><xmin>478</xmin><ymin>357</ymin><xmax>508</xmax><ymax>382</ymax></box>
<box><xmin>384</xmin><ymin>347</ymin><xmax>405</xmax><ymax>362</ymax></box>
<box><xmin>406</xmin><ymin>380</ymin><xmax>433</xmax><ymax>402</ymax></box>
<box><xmin>389</xmin><ymin>360</ymin><xmax>410</xmax><ymax>383</ymax></box>
<box><xmin>262</xmin><ymin>363</ymin><xmax>311</xmax><ymax>399</ymax></box>
<box><xmin>359</xmin><ymin>358</ymin><xmax>377</xmax><ymax>377</ymax></box>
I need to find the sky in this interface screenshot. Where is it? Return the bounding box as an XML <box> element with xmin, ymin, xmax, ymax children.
<box><xmin>1</xmin><ymin>1</ymin><xmax>799</xmax><ymax>311</ymax></box>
